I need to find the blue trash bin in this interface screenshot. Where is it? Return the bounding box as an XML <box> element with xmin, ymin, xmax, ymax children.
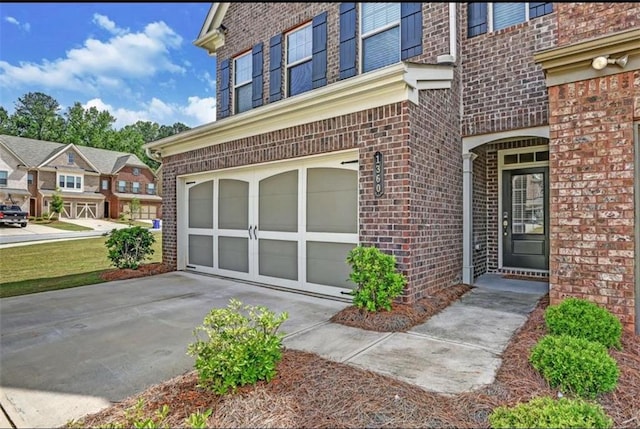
<box><xmin>152</xmin><ymin>219</ymin><xmax>160</xmax><ymax>229</ymax></box>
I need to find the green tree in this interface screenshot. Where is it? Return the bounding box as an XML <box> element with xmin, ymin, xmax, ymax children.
<box><xmin>50</xmin><ymin>188</ymin><xmax>64</xmax><ymax>220</ymax></box>
<box><xmin>62</xmin><ymin>102</ymin><xmax>117</xmax><ymax>148</ymax></box>
<box><xmin>10</xmin><ymin>92</ymin><xmax>65</xmax><ymax>141</ymax></box>
<box><xmin>0</xmin><ymin>106</ymin><xmax>15</xmax><ymax>134</ymax></box>
<box><xmin>127</xmin><ymin>197</ymin><xmax>141</xmax><ymax>225</ymax></box>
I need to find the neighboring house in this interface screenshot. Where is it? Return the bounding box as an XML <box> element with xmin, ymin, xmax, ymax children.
<box><xmin>0</xmin><ymin>135</ymin><xmax>162</xmax><ymax>220</ymax></box>
<box><xmin>145</xmin><ymin>3</ymin><xmax>640</xmax><ymax>334</ymax></box>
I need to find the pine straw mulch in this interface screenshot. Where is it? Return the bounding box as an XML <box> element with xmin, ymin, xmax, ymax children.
<box><xmin>329</xmin><ymin>284</ymin><xmax>472</xmax><ymax>331</ymax></box>
<box><xmin>100</xmin><ymin>262</ymin><xmax>174</xmax><ymax>282</ymax></box>
<box><xmin>70</xmin><ymin>294</ymin><xmax>640</xmax><ymax>429</ymax></box>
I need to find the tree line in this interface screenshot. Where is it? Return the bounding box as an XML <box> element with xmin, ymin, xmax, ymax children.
<box><xmin>0</xmin><ymin>92</ymin><xmax>190</xmax><ymax>169</ymax></box>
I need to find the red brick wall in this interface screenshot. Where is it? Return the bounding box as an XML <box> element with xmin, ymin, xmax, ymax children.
<box><xmin>472</xmin><ymin>146</ymin><xmax>488</xmax><ymax>278</ymax></box>
<box><xmin>548</xmin><ymin>71</ymin><xmax>639</xmax><ymax>331</ymax></box>
<box><xmin>556</xmin><ymin>3</ymin><xmax>640</xmax><ymax>46</ymax></box>
<box><xmin>460</xmin><ymin>4</ymin><xmax>557</xmax><ymax>137</ymax></box>
<box><xmin>216</xmin><ymin>3</ymin><xmax>451</xmax><ymax>118</ymax></box>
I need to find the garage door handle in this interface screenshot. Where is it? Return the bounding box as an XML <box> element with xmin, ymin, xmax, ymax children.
<box><xmin>248</xmin><ymin>226</ymin><xmax>252</xmax><ymax>239</ymax></box>
<box><xmin>252</xmin><ymin>225</ymin><xmax>258</xmax><ymax>240</ymax></box>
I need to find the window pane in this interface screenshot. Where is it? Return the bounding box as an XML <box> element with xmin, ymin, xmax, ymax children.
<box><xmin>363</xmin><ymin>26</ymin><xmax>400</xmax><ymax>72</ymax></box>
<box><xmin>307</xmin><ymin>168</ymin><xmax>357</xmax><ymax>233</ymax></box>
<box><xmin>361</xmin><ymin>3</ymin><xmax>400</xmax><ymax>34</ymax></box>
<box><xmin>493</xmin><ymin>3</ymin><xmax>525</xmax><ymax>31</ymax></box>
<box><xmin>287</xmin><ymin>25</ymin><xmax>312</xmax><ymax>64</ymax></box>
<box><xmin>188</xmin><ymin>180</ymin><xmax>213</xmax><ymax>229</ymax></box>
<box><xmin>511</xmin><ymin>173</ymin><xmax>544</xmax><ymax>235</ymax></box>
<box><xmin>307</xmin><ymin>242</ymin><xmax>356</xmax><ymax>289</ymax></box>
<box><xmin>234</xmin><ymin>53</ymin><xmax>252</xmax><ymax>85</ymax></box>
<box><xmin>529</xmin><ymin>2</ymin><xmax>553</xmax><ymax>19</ymax></box>
<box><xmin>259</xmin><ymin>239</ymin><xmax>298</xmax><ymax>280</ymax></box>
<box><xmin>218</xmin><ymin>179</ymin><xmax>249</xmax><ymax>230</ymax></box>
<box><xmin>66</xmin><ymin>176</ymin><xmax>75</xmax><ymax>188</ymax></box>
<box><xmin>59</xmin><ymin>175</ymin><xmax>65</xmax><ymax>187</ymax></box>
<box><xmin>75</xmin><ymin>177</ymin><xmax>82</xmax><ymax>189</ymax></box>
<box><xmin>259</xmin><ymin>170</ymin><xmax>298</xmax><ymax>232</ymax></box>
<box><xmin>188</xmin><ymin>234</ymin><xmax>213</xmax><ymax>267</ymax></box>
<box><xmin>288</xmin><ymin>60</ymin><xmax>312</xmax><ymax>96</ymax></box>
<box><xmin>235</xmin><ymin>83</ymin><xmax>252</xmax><ymax>114</ymax></box>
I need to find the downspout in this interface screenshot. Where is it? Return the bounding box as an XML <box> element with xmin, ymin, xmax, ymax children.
<box><xmin>437</xmin><ymin>3</ymin><xmax>457</xmax><ymax>64</ymax></box>
<box><xmin>462</xmin><ymin>152</ymin><xmax>477</xmax><ymax>285</ymax></box>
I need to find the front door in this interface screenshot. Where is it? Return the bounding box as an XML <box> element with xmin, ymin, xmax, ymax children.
<box><xmin>502</xmin><ymin>167</ymin><xmax>549</xmax><ymax>270</ymax></box>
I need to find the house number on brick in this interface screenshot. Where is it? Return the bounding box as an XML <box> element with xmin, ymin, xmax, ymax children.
<box><xmin>374</xmin><ymin>151</ymin><xmax>384</xmax><ymax>198</ymax></box>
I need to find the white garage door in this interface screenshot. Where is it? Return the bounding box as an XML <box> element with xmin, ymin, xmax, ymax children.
<box><xmin>180</xmin><ymin>152</ymin><xmax>359</xmax><ymax>298</ymax></box>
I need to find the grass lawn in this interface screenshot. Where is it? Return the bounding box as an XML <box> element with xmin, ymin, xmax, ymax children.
<box><xmin>31</xmin><ymin>219</ymin><xmax>94</xmax><ymax>231</ymax></box>
<box><xmin>0</xmin><ymin>234</ymin><xmax>162</xmax><ymax>298</ymax></box>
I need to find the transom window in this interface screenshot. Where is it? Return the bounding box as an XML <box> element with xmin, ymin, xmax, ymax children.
<box><xmin>234</xmin><ymin>51</ymin><xmax>252</xmax><ymax>114</ymax></box>
<box><xmin>361</xmin><ymin>3</ymin><xmax>401</xmax><ymax>73</ymax></box>
<box><xmin>468</xmin><ymin>2</ymin><xmax>553</xmax><ymax>37</ymax></box>
<box><xmin>0</xmin><ymin>171</ymin><xmax>7</xmax><ymax>186</ymax></box>
<box><xmin>58</xmin><ymin>174</ymin><xmax>82</xmax><ymax>191</ymax></box>
<box><xmin>286</xmin><ymin>23</ymin><xmax>313</xmax><ymax>97</ymax></box>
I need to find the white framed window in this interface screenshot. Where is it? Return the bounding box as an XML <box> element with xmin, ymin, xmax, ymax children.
<box><xmin>234</xmin><ymin>51</ymin><xmax>252</xmax><ymax>114</ymax></box>
<box><xmin>147</xmin><ymin>183</ymin><xmax>156</xmax><ymax>195</ymax></box>
<box><xmin>133</xmin><ymin>167</ymin><xmax>140</xmax><ymax>176</ymax></box>
<box><xmin>28</xmin><ymin>173</ymin><xmax>34</xmax><ymax>185</ymax></box>
<box><xmin>360</xmin><ymin>3</ymin><xmax>401</xmax><ymax>73</ymax></box>
<box><xmin>132</xmin><ymin>182</ymin><xmax>141</xmax><ymax>194</ymax></box>
<box><xmin>468</xmin><ymin>2</ymin><xmax>553</xmax><ymax>37</ymax></box>
<box><xmin>0</xmin><ymin>171</ymin><xmax>7</xmax><ymax>186</ymax></box>
<box><xmin>101</xmin><ymin>179</ymin><xmax>109</xmax><ymax>190</ymax></box>
<box><xmin>118</xmin><ymin>180</ymin><xmax>126</xmax><ymax>192</ymax></box>
<box><xmin>286</xmin><ymin>23</ymin><xmax>313</xmax><ymax>97</ymax></box>
<box><xmin>58</xmin><ymin>173</ymin><xmax>82</xmax><ymax>191</ymax></box>
<box><xmin>67</xmin><ymin>152</ymin><xmax>75</xmax><ymax>164</ymax></box>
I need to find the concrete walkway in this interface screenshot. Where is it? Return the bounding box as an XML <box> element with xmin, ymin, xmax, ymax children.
<box><xmin>0</xmin><ymin>272</ymin><xmax>545</xmax><ymax>428</ymax></box>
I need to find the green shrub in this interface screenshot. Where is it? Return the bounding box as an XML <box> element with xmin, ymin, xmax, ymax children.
<box><xmin>104</xmin><ymin>226</ymin><xmax>155</xmax><ymax>269</ymax></box>
<box><xmin>187</xmin><ymin>299</ymin><xmax>288</xmax><ymax>395</ymax></box>
<box><xmin>346</xmin><ymin>245</ymin><xmax>407</xmax><ymax>312</ymax></box>
<box><xmin>529</xmin><ymin>334</ymin><xmax>619</xmax><ymax>398</ymax></box>
<box><xmin>544</xmin><ymin>297</ymin><xmax>622</xmax><ymax>349</ymax></box>
<box><xmin>489</xmin><ymin>396</ymin><xmax>612</xmax><ymax>429</ymax></box>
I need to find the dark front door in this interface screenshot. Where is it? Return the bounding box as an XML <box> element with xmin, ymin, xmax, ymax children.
<box><xmin>502</xmin><ymin>167</ymin><xmax>549</xmax><ymax>270</ymax></box>
<box><xmin>104</xmin><ymin>202</ymin><xmax>110</xmax><ymax>218</ymax></box>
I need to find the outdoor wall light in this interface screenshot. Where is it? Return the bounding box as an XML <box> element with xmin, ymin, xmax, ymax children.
<box><xmin>591</xmin><ymin>54</ymin><xmax>629</xmax><ymax>70</ymax></box>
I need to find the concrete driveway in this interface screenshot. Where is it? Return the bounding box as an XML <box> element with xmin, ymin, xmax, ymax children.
<box><xmin>0</xmin><ymin>272</ymin><xmax>348</xmax><ymax>428</ymax></box>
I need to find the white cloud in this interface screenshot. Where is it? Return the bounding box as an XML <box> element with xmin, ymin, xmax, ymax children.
<box><xmin>83</xmin><ymin>95</ymin><xmax>216</xmax><ymax>129</ymax></box>
<box><xmin>182</xmin><ymin>96</ymin><xmax>216</xmax><ymax>124</ymax></box>
<box><xmin>92</xmin><ymin>13</ymin><xmax>126</xmax><ymax>36</ymax></box>
<box><xmin>4</xmin><ymin>16</ymin><xmax>30</xmax><ymax>31</ymax></box>
<box><xmin>0</xmin><ymin>16</ymin><xmax>184</xmax><ymax>93</ymax></box>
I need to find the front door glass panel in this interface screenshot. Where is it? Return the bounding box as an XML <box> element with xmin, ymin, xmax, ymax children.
<box><xmin>511</xmin><ymin>173</ymin><xmax>544</xmax><ymax>235</ymax></box>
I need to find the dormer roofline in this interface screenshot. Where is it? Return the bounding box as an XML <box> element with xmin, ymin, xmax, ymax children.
<box><xmin>194</xmin><ymin>3</ymin><xmax>230</xmax><ymax>55</ymax></box>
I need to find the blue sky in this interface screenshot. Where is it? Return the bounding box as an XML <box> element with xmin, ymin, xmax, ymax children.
<box><xmin>0</xmin><ymin>2</ymin><xmax>218</xmax><ymax>129</ymax></box>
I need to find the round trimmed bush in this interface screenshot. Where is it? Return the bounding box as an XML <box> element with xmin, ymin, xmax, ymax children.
<box><xmin>489</xmin><ymin>396</ymin><xmax>613</xmax><ymax>429</ymax></box>
<box><xmin>544</xmin><ymin>297</ymin><xmax>622</xmax><ymax>349</ymax></box>
<box><xmin>529</xmin><ymin>334</ymin><xmax>619</xmax><ymax>398</ymax></box>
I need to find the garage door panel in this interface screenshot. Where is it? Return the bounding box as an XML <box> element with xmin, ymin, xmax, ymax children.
<box><xmin>307</xmin><ymin>168</ymin><xmax>357</xmax><ymax>233</ymax></box>
<box><xmin>188</xmin><ymin>234</ymin><xmax>213</xmax><ymax>267</ymax></box>
<box><xmin>189</xmin><ymin>181</ymin><xmax>213</xmax><ymax>229</ymax></box>
<box><xmin>258</xmin><ymin>239</ymin><xmax>298</xmax><ymax>280</ymax></box>
<box><xmin>218</xmin><ymin>237</ymin><xmax>249</xmax><ymax>273</ymax></box>
<box><xmin>259</xmin><ymin>170</ymin><xmax>298</xmax><ymax>232</ymax></box>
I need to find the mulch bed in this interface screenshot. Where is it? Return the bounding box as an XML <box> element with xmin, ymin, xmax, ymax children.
<box><xmin>100</xmin><ymin>262</ymin><xmax>173</xmax><ymax>282</ymax></box>
<box><xmin>330</xmin><ymin>284</ymin><xmax>472</xmax><ymax>331</ymax></box>
<box><xmin>70</xmin><ymin>289</ymin><xmax>640</xmax><ymax>429</ymax></box>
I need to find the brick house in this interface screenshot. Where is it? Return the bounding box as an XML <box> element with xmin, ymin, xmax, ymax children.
<box><xmin>145</xmin><ymin>3</ymin><xmax>640</xmax><ymax>334</ymax></box>
<box><xmin>0</xmin><ymin>135</ymin><xmax>162</xmax><ymax>220</ymax></box>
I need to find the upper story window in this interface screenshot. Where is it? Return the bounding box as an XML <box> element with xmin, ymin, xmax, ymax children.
<box><xmin>133</xmin><ymin>167</ymin><xmax>140</xmax><ymax>176</ymax></box>
<box><xmin>27</xmin><ymin>173</ymin><xmax>34</xmax><ymax>185</ymax></box>
<box><xmin>0</xmin><ymin>171</ymin><xmax>7</xmax><ymax>187</ymax></box>
<box><xmin>67</xmin><ymin>152</ymin><xmax>75</xmax><ymax>164</ymax></box>
<box><xmin>118</xmin><ymin>180</ymin><xmax>126</xmax><ymax>192</ymax></box>
<box><xmin>132</xmin><ymin>182</ymin><xmax>141</xmax><ymax>194</ymax></box>
<box><xmin>286</xmin><ymin>24</ymin><xmax>313</xmax><ymax>97</ymax></box>
<box><xmin>468</xmin><ymin>2</ymin><xmax>553</xmax><ymax>37</ymax></box>
<box><xmin>58</xmin><ymin>174</ymin><xmax>82</xmax><ymax>191</ymax></box>
<box><xmin>234</xmin><ymin>51</ymin><xmax>253</xmax><ymax>114</ymax></box>
<box><xmin>361</xmin><ymin>3</ymin><xmax>401</xmax><ymax>73</ymax></box>
<box><xmin>147</xmin><ymin>183</ymin><xmax>156</xmax><ymax>195</ymax></box>
<box><xmin>101</xmin><ymin>179</ymin><xmax>109</xmax><ymax>190</ymax></box>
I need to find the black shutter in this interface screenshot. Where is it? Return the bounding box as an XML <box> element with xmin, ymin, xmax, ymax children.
<box><xmin>312</xmin><ymin>12</ymin><xmax>328</xmax><ymax>89</ymax></box>
<box><xmin>219</xmin><ymin>58</ymin><xmax>230</xmax><ymax>119</ymax></box>
<box><xmin>339</xmin><ymin>2</ymin><xmax>357</xmax><ymax>80</ymax></box>
<box><xmin>401</xmin><ymin>3</ymin><xmax>423</xmax><ymax>60</ymax></box>
<box><xmin>467</xmin><ymin>3</ymin><xmax>487</xmax><ymax>37</ymax></box>
<box><xmin>252</xmin><ymin>43</ymin><xmax>263</xmax><ymax>108</ymax></box>
<box><xmin>269</xmin><ymin>34</ymin><xmax>283</xmax><ymax>102</ymax></box>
